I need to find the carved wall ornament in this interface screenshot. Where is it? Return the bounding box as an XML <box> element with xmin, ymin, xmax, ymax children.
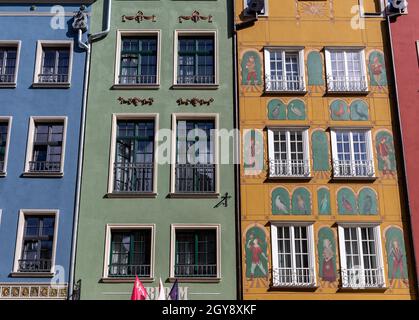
<box><xmin>178</xmin><ymin>10</ymin><xmax>212</xmax><ymax>23</ymax></box>
<box><xmin>72</xmin><ymin>5</ymin><xmax>89</xmax><ymax>32</ymax></box>
<box><xmin>176</xmin><ymin>97</ymin><xmax>214</xmax><ymax>107</ymax></box>
<box><xmin>122</xmin><ymin>11</ymin><xmax>156</xmax><ymax>23</ymax></box>
<box><xmin>118</xmin><ymin>97</ymin><xmax>154</xmax><ymax>106</ymax></box>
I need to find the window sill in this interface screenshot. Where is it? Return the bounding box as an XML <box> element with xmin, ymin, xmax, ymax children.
<box><xmin>326</xmin><ymin>90</ymin><xmax>370</xmax><ymax>96</ymax></box>
<box><xmin>0</xmin><ymin>172</ymin><xmax>6</xmax><ymax>177</ymax></box>
<box><xmin>100</xmin><ymin>277</ymin><xmax>154</xmax><ymax>283</ymax></box>
<box><xmin>9</xmin><ymin>272</ymin><xmax>54</xmax><ymax>278</ymax></box>
<box><xmin>0</xmin><ymin>83</ymin><xmax>16</xmax><ymax>88</ymax></box>
<box><xmin>264</xmin><ymin>90</ymin><xmax>307</xmax><ymax>95</ymax></box>
<box><xmin>106</xmin><ymin>192</ymin><xmax>157</xmax><ymax>199</ymax></box>
<box><xmin>171</xmin><ymin>84</ymin><xmax>219</xmax><ymax>90</ymax></box>
<box><xmin>269</xmin><ymin>285</ymin><xmax>318</xmax><ymax>292</ymax></box>
<box><xmin>169</xmin><ymin>193</ymin><xmax>220</xmax><ymax>199</ymax></box>
<box><xmin>22</xmin><ymin>172</ymin><xmax>64</xmax><ymax>178</ymax></box>
<box><xmin>31</xmin><ymin>82</ymin><xmax>71</xmax><ymax>89</ymax></box>
<box><xmin>332</xmin><ymin>176</ymin><xmax>376</xmax><ymax>181</ymax></box>
<box><xmin>338</xmin><ymin>286</ymin><xmax>388</xmax><ymax>293</ymax></box>
<box><xmin>268</xmin><ymin>175</ymin><xmax>312</xmax><ymax>181</ymax></box>
<box><xmin>168</xmin><ymin>277</ymin><xmax>221</xmax><ymax>283</ymax></box>
<box><xmin>112</xmin><ymin>84</ymin><xmax>160</xmax><ymax>90</ymax></box>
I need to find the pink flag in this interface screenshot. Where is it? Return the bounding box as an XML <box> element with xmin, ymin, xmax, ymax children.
<box><xmin>131</xmin><ymin>275</ymin><xmax>148</xmax><ymax>300</ymax></box>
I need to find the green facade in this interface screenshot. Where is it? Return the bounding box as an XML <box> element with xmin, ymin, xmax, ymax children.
<box><xmin>74</xmin><ymin>0</ymin><xmax>236</xmax><ymax>300</ymax></box>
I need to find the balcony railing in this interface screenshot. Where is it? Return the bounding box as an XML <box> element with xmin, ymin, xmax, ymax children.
<box><xmin>327</xmin><ymin>75</ymin><xmax>367</xmax><ymax>92</ymax></box>
<box><xmin>332</xmin><ymin>159</ymin><xmax>374</xmax><ymax>178</ymax></box>
<box><xmin>272</xmin><ymin>267</ymin><xmax>316</xmax><ymax>287</ymax></box>
<box><xmin>38</xmin><ymin>73</ymin><xmax>69</xmax><ymax>83</ymax></box>
<box><xmin>108</xmin><ymin>263</ymin><xmax>151</xmax><ymax>277</ymax></box>
<box><xmin>0</xmin><ymin>73</ymin><xmax>15</xmax><ymax>83</ymax></box>
<box><xmin>18</xmin><ymin>259</ymin><xmax>52</xmax><ymax>272</ymax></box>
<box><xmin>0</xmin><ymin>160</ymin><xmax>4</xmax><ymax>172</ymax></box>
<box><xmin>29</xmin><ymin>161</ymin><xmax>61</xmax><ymax>173</ymax></box>
<box><xmin>118</xmin><ymin>74</ymin><xmax>157</xmax><ymax>85</ymax></box>
<box><xmin>341</xmin><ymin>267</ymin><xmax>385</xmax><ymax>289</ymax></box>
<box><xmin>176</xmin><ymin>75</ymin><xmax>215</xmax><ymax>85</ymax></box>
<box><xmin>175</xmin><ymin>163</ymin><xmax>215</xmax><ymax>193</ymax></box>
<box><xmin>265</xmin><ymin>75</ymin><xmax>305</xmax><ymax>92</ymax></box>
<box><xmin>269</xmin><ymin>159</ymin><xmax>310</xmax><ymax>178</ymax></box>
<box><xmin>174</xmin><ymin>264</ymin><xmax>217</xmax><ymax>277</ymax></box>
<box><xmin>114</xmin><ymin>162</ymin><xmax>154</xmax><ymax>193</ymax></box>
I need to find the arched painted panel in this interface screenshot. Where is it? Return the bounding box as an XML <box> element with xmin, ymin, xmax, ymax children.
<box><xmin>330</xmin><ymin>99</ymin><xmax>350</xmax><ymax>121</ymax></box>
<box><xmin>244</xmin><ymin>226</ymin><xmax>269</xmax><ymax>279</ymax></box>
<box><xmin>243</xmin><ymin>129</ymin><xmax>264</xmax><ymax>175</ymax></box>
<box><xmin>337</xmin><ymin>188</ymin><xmax>357</xmax><ymax>215</ymax></box>
<box><xmin>358</xmin><ymin>188</ymin><xmax>378</xmax><ymax>215</ymax></box>
<box><xmin>291</xmin><ymin>187</ymin><xmax>311</xmax><ymax>215</ymax></box>
<box><xmin>350</xmin><ymin>100</ymin><xmax>369</xmax><ymax>121</ymax></box>
<box><xmin>385</xmin><ymin>227</ymin><xmax>408</xmax><ymax>285</ymax></box>
<box><xmin>317</xmin><ymin>188</ymin><xmax>331</xmax><ymax>215</ymax></box>
<box><xmin>267</xmin><ymin>99</ymin><xmax>286</xmax><ymax>120</ymax></box>
<box><xmin>241</xmin><ymin>51</ymin><xmax>262</xmax><ymax>86</ymax></box>
<box><xmin>287</xmin><ymin>99</ymin><xmax>306</xmax><ymax>120</ymax></box>
<box><xmin>375</xmin><ymin>130</ymin><xmax>397</xmax><ymax>174</ymax></box>
<box><xmin>307</xmin><ymin>51</ymin><xmax>324</xmax><ymax>86</ymax></box>
<box><xmin>368</xmin><ymin>51</ymin><xmax>387</xmax><ymax>87</ymax></box>
<box><xmin>312</xmin><ymin>131</ymin><xmax>330</xmax><ymax>171</ymax></box>
<box><xmin>318</xmin><ymin>227</ymin><xmax>337</xmax><ymax>282</ymax></box>
<box><xmin>272</xmin><ymin>187</ymin><xmax>290</xmax><ymax>215</ymax></box>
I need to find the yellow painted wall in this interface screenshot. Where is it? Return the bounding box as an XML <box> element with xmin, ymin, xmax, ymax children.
<box><xmin>237</xmin><ymin>0</ymin><xmax>415</xmax><ymax>299</ymax></box>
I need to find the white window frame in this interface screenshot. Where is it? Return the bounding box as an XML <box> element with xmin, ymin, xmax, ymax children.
<box><xmin>173</xmin><ymin>30</ymin><xmax>219</xmax><ymax>88</ymax></box>
<box><xmin>270</xmin><ymin>222</ymin><xmax>316</xmax><ymax>287</ymax></box>
<box><xmin>0</xmin><ymin>116</ymin><xmax>12</xmax><ymax>176</ymax></box>
<box><xmin>32</xmin><ymin>40</ymin><xmax>73</xmax><ymax>88</ymax></box>
<box><xmin>0</xmin><ymin>40</ymin><xmax>21</xmax><ymax>87</ymax></box>
<box><xmin>243</xmin><ymin>0</ymin><xmax>269</xmax><ymax>16</ymax></box>
<box><xmin>102</xmin><ymin>224</ymin><xmax>156</xmax><ymax>281</ymax></box>
<box><xmin>113</xmin><ymin>29</ymin><xmax>161</xmax><ymax>89</ymax></box>
<box><xmin>170</xmin><ymin>113</ymin><xmax>220</xmax><ymax>196</ymax></box>
<box><xmin>267</xmin><ymin>127</ymin><xmax>310</xmax><ymax>178</ymax></box>
<box><xmin>330</xmin><ymin>128</ymin><xmax>375</xmax><ymax>178</ymax></box>
<box><xmin>325</xmin><ymin>47</ymin><xmax>368</xmax><ymax>92</ymax></box>
<box><xmin>12</xmin><ymin>209</ymin><xmax>59</xmax><ymax>276</ymax></box>
<box><xmin>169</xmin><ymin>224</ymin><xmax>221</xmax><ymax>281</ymax></box>
<box><xmin>107</xmin><ymin>113</ymin><xmax>159</xmax><ymax>197</ymax></box>
<box><xmin>264</xmin><ymin>47</ymin><xmax>306</xmax><ymax>92</ymax></box>
<box><xmin>23</xmin><ymin>116</ymin><xmax>68</xmax><ymax>177</ymax></box>
<box><xmin>337</xmin><ymin>223</ymin><xmax>386</xmax><ymax>289</ymax></box>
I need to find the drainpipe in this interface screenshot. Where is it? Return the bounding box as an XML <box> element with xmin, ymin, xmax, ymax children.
<box><xmin>385</xmin><ymin>10</ymin><xmax>419</xmax><ymax>297</ymax></box>
<box><xmin>68</xmin><ymin>0</ymin><xmax>112</xmax><ymax>300</ymax></box>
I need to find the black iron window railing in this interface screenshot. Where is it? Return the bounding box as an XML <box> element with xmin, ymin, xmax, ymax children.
<box><xmin>175</xmin><ymin>163</ymin><xmax>215</xmax><ymax>193</ymax></box>
<box><xmin>29</xmin><ymin>161</ymin><xmax>61</xmax><ymax>173</ymax></box>
<box><xmin>113</xmin><ymin>162</ymin><xmax>154</xmax><ymax>193</ymax></box>
<box><xmin>38</xmin><ymin>73</ymin><xmax>69</xmax><ymax>83</ymax></box>
<box><xmin>18</xmin><ymin>259</ymin><xmax>52</xmax><ymax>272</ymax></box>
<box><xmin>0</xmin><ymin>161</ymin><xmax>4</xmax><ymax>172</ymax></box>
<box><xmin>108</xmin><ymin>264</ymin><xmax>151</xmax><ymax>277</ymax></box>
<box><xmin>177</xmin><ymin>75</ymin><xmax>215</xmax><ymax>85</ymax></box>
<box><xmin>119</xmin><ymin>75</ymin><xmax>157</xmax><ymax>85</ymax></box>
<box><xmin>174</xmin><ymin>264</ymin><xmax>217</xmax><ymax>278</ymax></box>
<box><xmin>0</xmin><ymin>74</ymin><xmax>15</xmax><ymax>83</ymax></box>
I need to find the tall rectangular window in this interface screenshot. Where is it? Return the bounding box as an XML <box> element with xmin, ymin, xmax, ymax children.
<box><xmin>174</xmin><ymin>229</ymin><xmax>217</xmax><ymax>278</ymax></box>
<box><xmin>108</xmin><ymin>229</ymin><xmax>152</xmax><ymax>278</ymax></box>
<box><xmin>0</xmin><ymin>121</ymin><xmax>9</xmax><ymax>173</ymax></box>
<box><xmin>114</xmin><ymin>120</ymin><xmax>154</xmax><ymax>193</ymax></box>
<box><xmin>175</xmin><ymin>120</ymin><xmax>215</xmax><ymax>193</ymax></box>
<box><xmin>29</xmin><ymin>122</ymin><xmax>64</xmax><ymax>173</ymax></box>
<box><xmin>177</xmin><ymin>35</ymin><xmax>215</xmax><ymax>85</ymax></box>
<box><xmin>338</xmin><ymin>225</ymin><xmax>385</xmax><ymax>288</ymax></box>
<box><xmin>39</xmin><ymin>47</ymin><xmax>70</xmax><ymax>83</ymax></box>
<box><xmin>119</xmin><ymin>36</ymin><xmax>157</xmax><ymax>85</ymax></box>
<box><xmin>271</xmin><ymin>224</ymin><xmax>316</xmax><ymax>287</ymax></box>
<box><xmin>19</xmin><ymin>216</ymin><xmax>55</xmax><ymax>273</ymax></box>
<box><xmin>0</xmin><ymin>46</ymin><xmax>17</xmax><ymax>83</ymax></box>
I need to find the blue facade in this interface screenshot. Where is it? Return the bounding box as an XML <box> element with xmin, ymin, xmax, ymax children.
<box><xmin>0</xmin><ymin>2</ymin><xmax>92</xmax><ymax>299</ymax></box>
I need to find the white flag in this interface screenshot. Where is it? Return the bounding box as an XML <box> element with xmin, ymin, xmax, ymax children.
<box><xmin>157</xmin><ymin>278</ymin><xmax>166</xmax><ymax>300</ymax></box>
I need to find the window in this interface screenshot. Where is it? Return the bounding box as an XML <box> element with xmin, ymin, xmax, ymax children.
<box><xmin>325</xmin><ymin>48</ymin><xmax>367</xmax><ymax>92</ymax></box>
<box><xmin>243</xmin><ymin>0</ymin><xmax>268</xmax><ymax>16</ymax></box>
<box><xmin>267</xmin><ymin>128</ymin><xmax>310</xmax><ymax>178</ymax></box>
<box><xmin>24</xmin><ymin>117</ymin><xmax>67</xmax><ymax>175</ymax></box>
<box><xmin>0</xmin><ymin>42</ymin><xmax>20</xmax><ymax>85</ymax></box>
<box><xmin>264</xmin><ymin>48</ymin><xmax>305</xmax><ymax>92</ymax></box>
<box><xmin>331</xmin><ymin>129</ymin><xmax>374</xmax><ymax>178</ymax></box>
<box><xmin>13</xmin><ymin>210</ymin><xmax>58</xmax><ymax>275</ymax></box>
<box><xmin>271</xmin><ymin>224</ymin><xmax>316</xmax><ymax>287</ymax></box>
<box><xmin>171</xmin><ymin>225</ymin><xmax>220</xmax><ymax>279</ymax></box>
<box><xmin>175</xmin><ymin>119</ymin><xmax>216</xmax><ymax>193</ymax></box>
<box><xmin>0</xmin><ymin>118</ymin><xmax>11</xmax><ymax>174</ymax></box>
<box><xmin>174</xmin><ymin>31</ymin><xmax>217</xmax><ymax>86</ymax></box>
<box><xmin>338</xmin><ymin>225</ymin><xmax>385</xmax><ymax>288</ymax></box>
<box><xmin>114</xmin><ymin>31</ymin><xmax>160</xmax><ymax>87</ymax></box>
<box><xmin>33</xmin><ymin>41</ymin><xmax>73</xmax><ymax>86</ymax></box>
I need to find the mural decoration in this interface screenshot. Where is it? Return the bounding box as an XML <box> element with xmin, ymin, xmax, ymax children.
<box><xmin>330</xmin><ymin>99</ymin><xmax>369</xmax><ymax>121</ymax></box>
<box><xmin>385</xmin><ymin>227</ymin><xmax>409</xmax><ymax>287</ymax></box>
<box><xmin>295</xmin><ymin>0</ymin><xmax>334</xmax><ymax>23</ymax></box>
<box><xmin>243</xmin><ymin>129</ymin><xmax>264</xmax><ymax>176</ymax></box>
<box><xmin>368</xmin><ymin>51</ymin><xmax>387</xmax><ymax>87</ymax></box>
<box><xmin>317</xmin><ymin>227</ymin><xmax>337</xmax><ymax>285</ymax></box>
<box><xmin>330</xmin><ymin>99</ymin><xmax>350</xmax><ymax>121</ymax></box>
<box><xmin>287</xmin><ymin>99</ymin><xmax>306</xmax><ymax>120</ymax></box>
<box><xmin>317</xmin><ymin>188</ymin><xmax>331</xmax><ymax>215</ymax></box>
<box><xmin>244</xmin><ymin>225</ymin><xmax>269</xmax><ymax>282</ymax></box>
<box><xmin>291</xmin><ymin>187</ymin><xmax>311</xmax><ymax>215</ymax></box>
<box><xmin>350</xmin><ymin>100</ymin><xmax>369</xmax><ymax>121</ymax></box>
<box><xmin>272</xmin><ymin>187</ymin><xmax>290</xmax><ymax>215</ymax></box>
<box><xmin>307</xmin><ymin>51</ymin><xmax>324</xmax><ymax>86</ymax></box>
<box><xmin>312</xmin><ymin>130</ymin><xmax>330</xmax><ymax>172</ymax></box>
<box><xmin>337</xmin><ymin>188</ymin><xmax>357</xmax><ymax>215</ymax></box>
<box><xmin>241</xmin><ymin>51</ymin><xmax>262</xmax><ymax>86</ymax></box>
<box><xmin>267</xmin><ymin>99</ymin><xmax>286</xmax><ymax>120</ymax></box>
<box><xmin>375</xmin><ymin>130</ymin><xmax>396</xmax><ymax>176</ymax></box>
<box><xmin>358</xmin><ymin>188</ymin><xmax>378</xmax><ymax>215</ymax></box>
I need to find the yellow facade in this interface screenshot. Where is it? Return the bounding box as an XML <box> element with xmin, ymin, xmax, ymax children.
<box><xmin>237</xmin><ymin>0</ymin><xmax>415</xmax><ymax>299</ymax></box>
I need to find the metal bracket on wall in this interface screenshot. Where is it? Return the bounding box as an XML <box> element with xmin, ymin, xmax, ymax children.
<box><xmin>214</xmin><ymin>193</ymin><xmax>232</xmax><ymax>208</ymax></box>
<box><xmin>122</xmin><ymin>11</ymin><xmax>157</xmax><ymax>23</ymax></box>
<box><xmin>118</xmin><ymin>97</ymin><xmax>154</xmax><ymax>106</ymax></box>
<box><xmin>178</xmin><ymin>10</ymin><xmax>212</xmax><ymax>23</ymax></box>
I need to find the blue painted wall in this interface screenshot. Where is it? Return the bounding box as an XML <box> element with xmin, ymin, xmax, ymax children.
<box><xmin>0</xmin><ymin>3</ymin><xmax>90</xmax><ymax>284</ymax></box>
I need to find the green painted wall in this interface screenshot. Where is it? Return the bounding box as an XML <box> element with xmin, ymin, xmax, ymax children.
<box><xmin>75</xmin><ymin>0</ymin><xmax>236</xmax><ymax>300</ymax></box>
